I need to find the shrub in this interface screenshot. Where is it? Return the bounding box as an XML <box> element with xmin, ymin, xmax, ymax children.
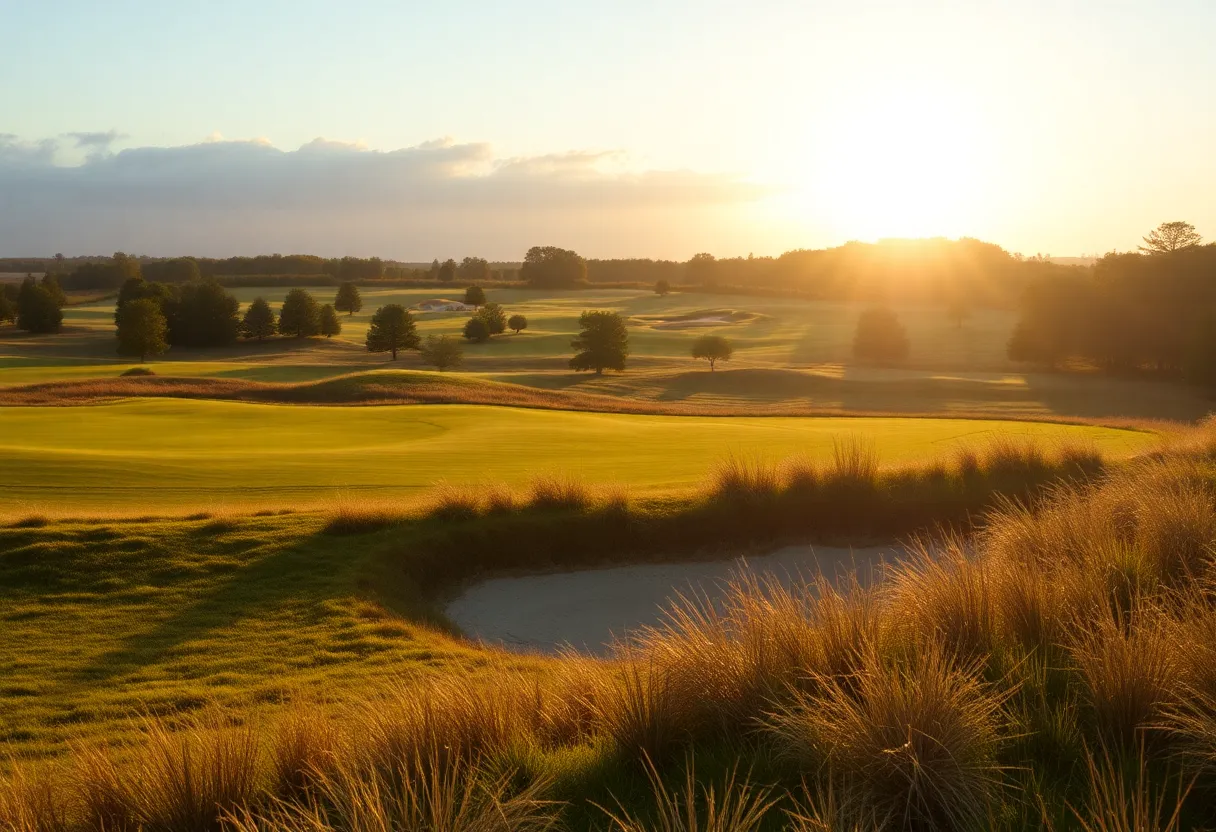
<box><xmin>528</xmin><ymin>473</ymin><xmax>591</xmax><ymax>511</ymax></box>
<box><xmin>120</xmin><ymin>366</ymin><xmax>156</xmax><ymax>376</ymax></box>
<box><xmin>475</xmin><ymin>301</ymin><xmax>507</xmax><ymax>335</ymax></box>
<box><xmin>508</xmin><ymin>313</ymin><xmax>528</xmax><ymax>334</ymax></box>
<box><xmin>464</xmin><ymin>285</ymin><xmax>486</xmax><ymax>306</ymax></box>
<box><xmin>419</xmin><ymin>333</ymin><xmax>464</xmax><ymax>371</ymax></box>
<box><xmin>655</xmin><ymin>279</ymin><xmax>671</xmax><ymax>296</ymax></box>
<box><xmin>852</xmin><ymin>306</ymin><xmax>910</xmax><ymax>364</ymax></box>
<box><xmin>463</xmin><ymin>316</ymin><xmax>491</xmax><ymax>343</ymax></box>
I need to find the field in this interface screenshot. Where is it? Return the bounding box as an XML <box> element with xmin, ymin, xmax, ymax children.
<box><xmin>2</xmin><ymin>285</ymin><xmax>1211</xmax><ymax>421</ymax></box>
<box><xmin>0</xmin><ymin>399</ymin><xmax>1154</xmax><ymax>514</ymax></box>
<box><xmin>2</xmin><ymin>282</ymin><xmax>1214</xmax><ymax>830</ymax></box>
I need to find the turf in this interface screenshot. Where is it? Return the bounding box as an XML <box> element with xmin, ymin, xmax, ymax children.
<box><xmin>0</xmin><ymin>400</ymin><xmax>1154</xmax><ymax>513</ymax></box>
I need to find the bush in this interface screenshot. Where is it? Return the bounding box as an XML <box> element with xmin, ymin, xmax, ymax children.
<box><xmin>476</xmin><ymin>302</ymin><xmax>507</xmax><ymax>335</ymax></box>
<box><xmin>120</xmin><ymin>367</ymin><xmax>156</xmax><ymax>377</ymax></box>
<box><xmin>852</xmin><ymin>306</ymin><xmax>910</xmax><ymax>364</ymax></box>
<box><xmin>508</xmin><ymin>313</ymin><xmax>528</xmax><ymax>334</ymax></box>
<box><xmin>655</xmin><ymin>279</ymin><xmax>671</xmax><ymax>296</ymax></box>
<box><xmin>463</xmin><ymin>316</ymin><xmax>491</xmax><ymax>343</ymax></box>
<box><xmin>419</xmin><ymin>334</ymin><xmax>464</xmax><ymax>371</ymax></box>
<box><xmin>464</xmin><ymin>285</ymin><xmax>486</xmax><ymax>307</ymax></box>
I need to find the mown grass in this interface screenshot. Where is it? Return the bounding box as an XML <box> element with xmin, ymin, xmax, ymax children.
<box><xmin>9</xmin><ymin>441</ymin><xmax>1216</xmax><ymax>829</ymax></box>
<box><xmin>0</xmin><ymin>397</ymin><xmax>1154</xmax><ymax>515</ymax></box>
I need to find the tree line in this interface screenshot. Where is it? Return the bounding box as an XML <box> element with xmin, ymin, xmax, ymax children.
<box><xmin>1006</xmin><ymin>222</ymin><xmax>1216</xmax><ymax>383</ymax></box>
<box><xmin>29</xmin><ymin>236</ymin><xmax>1089</xmax><ymax>309</ymax></box>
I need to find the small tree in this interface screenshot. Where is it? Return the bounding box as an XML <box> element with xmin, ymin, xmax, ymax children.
<box><xmin>278</xmin><ymin>288</ymin><xmax>321</xmax><ymax>338</ymax></box>
<box><xmin>946</xmin><ymin>293</ymin><xmax>971</xmax><ymax>329</ymax></box>
<box><xmin>115</xmin><ymin>298</ymin><xmax>168</xmax><ymax>362</ymax></box>
<box><xmin>464</xmin><ymin>285</ymin><xmax>486</xmax><ymax>307</ymax></box>
<box><xmin>655</xmin><ymin>279</ymin><xmax>671</xmax><ymax>297</ymax></box>
<box><xmin>459</xmin><ymin>257</ymin><xmax>491</xmax><ymax>283</ymax></box>
<box><xmin>852</xmin><ymin>306</ymin><xmax>910</xmax><ymax>364</ymax></box>
<box><xmin>365</xmin><ymin>304</ymin><xmax>419</xmax><ymax>359</ymax></box>
<box><xmin>691</xmin><ymin>334</ymin><xmax>733</xmax><ymax>371</ymax></box>
<box><xmin>0</xmin><ymin>292</ymin><xmax>14</xmax><ymax>325</ymax></box>
<box><xmin>439</xmin><ymin>259</ymin><xmax>458</xmax><ymax>283</ymax></box>
<box><xmin>508</xmin><ymin>314</ymin><xmax>528</xmax><ymax>334</ymax></box>
<box><xmin>16</xmin><ymin>279</ymin><xmax>63</xmax><ymax>333</ymax></box>
<box><xmin>40</xmin><ymin>273</ymin><xmax>67</xmax><ymax>307</ymax></box>
<box><xmin>463</xmin><ymin>316</ymin><xmax>491</xmax><ymax>343</ymax></box>
<box><xmin>419</xmin><ymin>334</ymin><xmax>464</xmax><ymax>371</ymax></box>
<box><xmin>319</xmin><ymin>304</ymin><xmax>342</xmax><ymax>338</ymax></box>
<box><xmin>570</xmin><ymin>310</ymin><xmax>628</xmax><ymax>374</ymax></box>
<box><xmin>334</xmin><ymin>281</ymin><xmax>362</xmax><ymax>316</ymax></box>
<box><xmin>240</xmin><ymin>297</ymin><xmax>277</xmax><ymax>341</ymax></box>
<box><xmin>476</xmin><ymin>302</ymin><xmax>507</xmax><ymax>335</ymax></box>
<box><xmin>1141</xmin><ymin>221</ymin><xmax>1202</xmax><ymax>254</ymax></box>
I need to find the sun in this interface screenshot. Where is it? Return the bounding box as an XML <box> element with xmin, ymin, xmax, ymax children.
<box><xmin>782</xmin><ymin>87</ymin><xmax>987</xmax><ymax>241</ymax></box>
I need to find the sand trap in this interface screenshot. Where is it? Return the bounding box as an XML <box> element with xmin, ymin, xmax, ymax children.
<box><xmin>445</xmin><ymin>544</ymin><xmax>895</xmax><ymax>655</ymax></box>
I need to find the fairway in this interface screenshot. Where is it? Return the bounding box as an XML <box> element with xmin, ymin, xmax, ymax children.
<box><xmin>0</xmin><ymin>399</ymin><xmax>1154</xmax><ymax>513</ymax></box>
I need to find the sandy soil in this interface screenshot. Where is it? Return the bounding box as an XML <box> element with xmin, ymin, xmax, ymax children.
<box><xmin>445</xmin><ymin>544</ymin><xmax>896</xmax><ymax>655</ymax></box>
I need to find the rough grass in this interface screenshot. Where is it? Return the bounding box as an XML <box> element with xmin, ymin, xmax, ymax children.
<box><xmin>10</xmin><ymin>436</ymin><xmax>1216</xmax><ymax>828</ymax></box>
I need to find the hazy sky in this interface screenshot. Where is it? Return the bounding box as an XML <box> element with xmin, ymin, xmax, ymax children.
<box><xmin>2</xmin><ymin>0</ymin><xmax>1214</xmax><ymax>259</ymax></box>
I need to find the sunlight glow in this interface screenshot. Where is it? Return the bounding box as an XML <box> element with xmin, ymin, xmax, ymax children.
<box><xmin>784</xmin><ymin>85</ymin><xmax>988</xmax><ymax>241</ymax></box>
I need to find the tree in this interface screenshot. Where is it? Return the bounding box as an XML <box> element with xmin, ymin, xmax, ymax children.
<box><xmin>430</xmin><ymin>259</ymin><xmax>441</xmax><ymax>279</ymax></box>
<box><xmin>1141</xmin><ymin>221</ymin><xmax>1202</xmax><ymax>254</ymax></box>
<box><xmin>463</xmin><ymin>316</ymin><xmax>491</xmax><ymax>343</ymax></box>
<box><xmin>319</xmin><ymin>304</ymin><xmax>342</xmax><ymax>338</ymax></box>
<box><xmin>278</xmin><ymin>288</ymin><xmax>321</xmax><ymax>337</ymax></box>
<box><xmin>240</xmin><ymin>297</ymin><xmax>277</xmax><ymax>341</ymax></box>
<box><xmin>334</xmin><ymin>281</ymin><xmax>362</xmax><ymax>316</ymax></box>
<box><xmin>569</xmin><ymin>310</ymin><xmax>628</xmax><ymax>374</ymax></box>
<box><xmin>163</xmin><ymin>281</ymin><xmax>240</xmax><ymax>347</ymax></box>
<box><xmin>655</xmin><ymin>279</ymin><xmax>671</xmax><ymax>297</ymax></box>
<box><xmin>508</xmin><ymin>314</ymin><xmax>528</xmax><ymax>334</ymax></box>
<box><xmin>116</xmin><ymin>298</ymin><xmax>168</xmax><ymax>362</ymax></box>
<box><xmin>852</xmin><ymin>306</ymin><xmax>910</xmax><ymax>364</ymax></box>
<box><xmin>946</xmin><ymin>293</ymin><xmax>971</xmax><ymax>329</ymax></box>
<box><xmin>0</xmin><ymin>292</ymin><xmax>15</xmax><ymax>325</ymax></box>
<box><xmin>475</xmin><ymin>302</ymin><xmax>507</xmax><ymax>335</ymax></box>
<box><xmin>686</xmin><ymin>253</ymin><xmax>718</xmax><ymax>287</ymax></box>
<box><xmin>459</xmin><ymin>257</ymin><xmax>491</xmax><ymax>283</ymax></box>
<box><xmin>691</xmin><ymin>335</ymin><xmax>733</xmax><ymax>371</ymax></box>
<box><xmin>1184</xmin><ymin>313</ymin><xmax>1216</xmax><ymax>387</ymax></box>
<box><xmin>16</xmin><ymin>279</ymin><xmax>63</xmax><ymax>333</ymax></box>
<box><xmin>439</xmin><ymin>259</ymin><xmax>458</xmax><ymax>283</ymax></box>
<box><xmin>40</xmin><ymin>273</ymin><xmax>66</xmax><ymax>307</ymax></box>
<box><xmin>464</xmin><ymin>285</ymin><xmax>486</xmax><ymax>307</ymax></box>
<box><xmin>520</xmin><ymin>246</ymin><xmax>586</xmax><ymax>288</ymax></box>
<box><xmin>366</xmin><ymin>304</ymin><xmax>419</xmax><ymax>359</ymax></box>
<box><xmin>419</xmin><ymin>334</ymin><xmax>464</xmax><ymax>371</ymax></box>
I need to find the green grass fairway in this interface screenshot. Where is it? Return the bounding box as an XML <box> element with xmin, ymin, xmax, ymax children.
<box><xmin>0</xmin><ymin>400</ymin><xmax>1154</xmax><ymax>514</ymax></box>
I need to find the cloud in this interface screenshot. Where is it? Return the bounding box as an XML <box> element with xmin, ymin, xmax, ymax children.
<box><xmin>64</xmin><ymin>130</ymin><xmax>127</xmax><ymax>150</ymax></box>
<box><xmin>0</xmin><ymin>135</ymin><xmax>770</xmax><ymax>258</ymax></box>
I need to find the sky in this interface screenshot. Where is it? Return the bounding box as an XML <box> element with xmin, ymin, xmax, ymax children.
<box><xmin>1</xmin><ymin>0</ymin><xmax>1214</xmax><ymax>260</ymax></box>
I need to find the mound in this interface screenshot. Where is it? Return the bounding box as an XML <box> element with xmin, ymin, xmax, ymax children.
<box><xmin>632</xmin><ymin>308</ymin><xmax>764</xmax><ymax>329</ymax></box>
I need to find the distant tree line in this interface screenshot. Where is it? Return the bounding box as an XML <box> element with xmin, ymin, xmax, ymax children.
<box><xmin>1007</xmin><ymin>222</ymin><xmax>1216</xmax><ymax>383</ymax></box>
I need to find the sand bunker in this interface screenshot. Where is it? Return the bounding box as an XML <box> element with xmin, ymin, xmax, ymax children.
<box><xmin>445</xmin><ymin>544</ymin><xmax>894</xmax><ymax>655</ymax></box>
<box><xmin>633</xmin><ymin>309</ymin><xmax>763</xmax><ymax>330</ymax></box>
